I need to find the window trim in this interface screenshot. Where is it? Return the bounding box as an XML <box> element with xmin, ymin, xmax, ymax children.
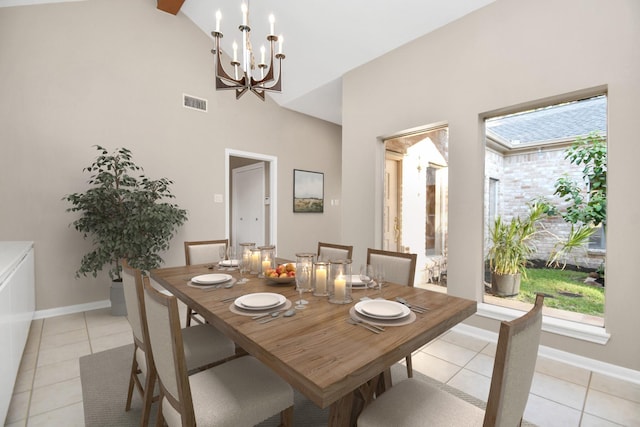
<box><xmin>477</xmin><ymin>302</ymin><xmax>610</xmax><ymax>345</ymax></box>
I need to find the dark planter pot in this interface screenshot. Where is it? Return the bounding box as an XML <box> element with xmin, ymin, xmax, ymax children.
<box><xmin>491</xmin><ymin>272</ymin><xmax>521</xmax><ymax>297</ymax></box>
<box><xmin>110</xmin><ymin>279</ymin><xmax>127</xmax><ymax>316</ymax></box>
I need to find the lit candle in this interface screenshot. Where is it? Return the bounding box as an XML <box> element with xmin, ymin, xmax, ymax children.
<box><xmin>241</xmin><ymin>3</ymin><xmax>248</xmax><ymax>26</ymax></box>
<box><xmin>260</xmin><ymin>45</ymin><xmax>266</xmax><ymax>65</ymax></box>
<box><xmin>269</xmin><ymin>14</ymin><xmax>275</xmax><ymax>35</ymax></box>
<box><xmin>215</xmin><ymin>10</ymin><xmax>221</xmax><ymax>32</ymax></box>
<box><xmin>262</xmin><ymin>259</ymin><xmax>271</xmax><ymax>274</ymax></box>
<box><xmin>278</xmin><ymin>35</ymin><xmax>283</xmax><ymax>54</ymax></box>
<box><xmin>232</xmin><ymin>41</ymin><xmax>238</xmax><ymax>62</ymax></box>
<box><xmin>334</xmin><ymin>274</ymin><xmax>346</xmax><ymax>301</ymax></box>
<box><xmin>315</xmin><ymin>267</ymin><xmax>327</xmax><ymax>294</ymax></box>
<box><xmin>250</xmin><ymin>251</ymin><xmax>260</xmax><ymax>272</ymax></box>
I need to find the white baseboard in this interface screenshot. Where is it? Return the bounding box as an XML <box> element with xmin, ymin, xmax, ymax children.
<box><xmin>33</xmin><ymin>300</ymin><xmax>110</xmax><ymax>320</ymax></box>
<box><xmin>453</xmin><ymin>323</ymin><xmax>640</xmax><ymax>385</ymax></box>
<box><xmin>33</xmin><ymin>300</ymin><xmax>640</xmax><ymax>386</ymax></box>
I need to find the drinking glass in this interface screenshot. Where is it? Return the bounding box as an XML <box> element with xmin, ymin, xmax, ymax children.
<box><xmin>374</xmin><ymin>265</ymin><xmax>385</xmax><ymax>296</ymax></box>
<box><xmin>218</xmin><ymin>245</ymin><xmax>226</xmax><ymax>262</ymax></box>
<box><xmin>295</xmin><ymin>264</ymin><xmax>310</xmax><ymax>309</ymax></box>
<box><xmin>237</xmin><ymin>254</ymin><xmax>248</xmax><ymax>284</ymax></box>
<box><xmin>227</xmin><ymin>246</ymin><xmax>237</xmax><ymax>265</ymax></box>
<box><xmin>360</xmin><ymin>264</ymin><xmax>374</xmax><ymax>289</ymax></box>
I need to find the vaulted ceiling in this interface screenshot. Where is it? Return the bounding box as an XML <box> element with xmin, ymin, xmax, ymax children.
<box><xmin>161</xmin><ymin>0</ymin><xmax>495</xmax><ymax>125</ymax></box>
<box><xmin>1</xmin><ymin>0</ymin><xmax>495</xmax><ymax>124</ymax></box>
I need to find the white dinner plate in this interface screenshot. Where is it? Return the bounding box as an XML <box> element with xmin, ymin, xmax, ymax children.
<box><xmin>235</xmin><ymin>293</ymin><xmax>286</xmax><ymax>310</ymax></box>
<box><xmin>350</xmin><ymin>275</ymin><xmax>366</xmax><ymax>288</ymax></box>
<box><xmin>355</xmin><ymin>300</ymin><xmax>410</xmax><ymax>320</ymax></box>
<box><xmin>220</xmin><ymin>259</ymin><xmax>239</xmax><ymax>267</ymax></box>
<box><xmin>191</xmin><ymin>274</ymin><xmax>232</xmax><ymax>285</ymax></box>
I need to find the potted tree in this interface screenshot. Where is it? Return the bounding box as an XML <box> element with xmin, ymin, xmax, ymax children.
<box><xmin>65</xmin><ymin>146</ymin><xmax>187</xmax><ymax>315</ymax></box>
<box><xmin>487</xmin><ymin>200</ymin><xmax>594</xmax><ymax>296</ymax></box>
<box><xmin>487</xmin><ymin>203</ymin><xmax>545</xmax><ymax>296</ymax></box>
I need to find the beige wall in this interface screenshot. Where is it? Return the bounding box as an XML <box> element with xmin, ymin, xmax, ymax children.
<box><xmin>342</xmin><ymin>0</ymin><xmax>640</xmax><ymax>370</ymax></box>
<box><xmin>0</xmin><ymin>0</ymin><xmax>341</xmax><ymax>310</ymax></box>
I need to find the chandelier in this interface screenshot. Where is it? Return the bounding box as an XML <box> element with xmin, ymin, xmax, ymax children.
<box><xmin>211</xmin><ymin>3</ymin><xmax>285</xmax><ymax>100</ymax></box>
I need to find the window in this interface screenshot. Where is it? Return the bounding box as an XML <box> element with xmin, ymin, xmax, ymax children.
<box><xmin>484</xmin><ymin>94</ymin><xmax>607</xmax><ymax>326</ymax></box>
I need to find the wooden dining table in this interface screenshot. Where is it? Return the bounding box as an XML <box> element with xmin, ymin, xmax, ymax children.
<box><xmin>150</xmin><ymin>263</ymin><xmax>476</xmax><ymax>427</ymax></box>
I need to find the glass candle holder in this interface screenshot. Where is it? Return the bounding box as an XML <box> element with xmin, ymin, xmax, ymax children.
<box><xmin>239</xmin><ymin>242</ymin><xmax>255</xmax><ymax>274</ymax></box>
<box><xmin>313</xmin><ymin>261</ymin><xmax>329</xmax><ymax>296</ymax></box>
<box><xmin>295</xmin><ymin>252</ymin><xmax>315</xmax><ymax>292</ymax></box>
<box><xmin>249</xmin><ymin>248</ymin><xmax>261</xmax><ymax>275</ymax></box>
<box><xmin>259</xmin><ymin>245</ymin><xmax>276</xmax><ymax>278</ymax></box>
<box><xmin>328</xmin><ymin>259</ymin><xmax>352</xmax><ymax>304</ymax></box>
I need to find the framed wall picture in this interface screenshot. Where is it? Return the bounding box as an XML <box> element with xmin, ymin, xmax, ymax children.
<box><xmin>293</xmin><ymin>169</ymin><xmax>324</xmax><ymax>213</ymax></box>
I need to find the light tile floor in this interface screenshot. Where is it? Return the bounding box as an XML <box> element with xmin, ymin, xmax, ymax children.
<box><xmin>5</xmin><ymin>305</ymin><xmax>640</xmax><ymax>426</ymax></box>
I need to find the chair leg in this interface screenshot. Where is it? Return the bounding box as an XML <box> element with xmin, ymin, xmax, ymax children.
<box><xmin>140</xmin><ymin>367</ymin><xmax>157</xmax><ymax>427</ymax></box>
<box><xmin>405</xmin><ymin>355</ymin><xmax>413</xmax><ymax>378</ymax></box>
<box><xmin>125</xmin><ymin>348</ymin><xmax>137</xmax><ymax>411</ymax></box>
<box><xmin>155</xmin><ymin>392</ymin><xmax>165</xmax><ymax>427</ymax></box>
<box><xmin>186</xmin><ymin>307</ymin><xmax>192</xmax><ymax>326</ymax></box>
<box><xmin>280</xmin><ymin>405</ymin><xmax>294</xmax><ymax>427</ymax></box>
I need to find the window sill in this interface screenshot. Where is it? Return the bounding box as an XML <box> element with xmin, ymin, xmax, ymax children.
<box><xmin>477</xmin><ymin>302</ymin><xmax>610</xmax><ymax>345</ymax></box>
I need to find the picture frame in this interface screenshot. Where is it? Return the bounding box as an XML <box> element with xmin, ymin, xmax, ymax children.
<box><xmin>293</xmin><ymin>169</ymin><xmax>324</xmax><ymax>213</ymax></box>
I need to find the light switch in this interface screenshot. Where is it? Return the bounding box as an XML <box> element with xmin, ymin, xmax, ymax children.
<box><xmin>214</xmin><ymin>194</ymin><xmax>223</xmax><ymax>203</ymax></box>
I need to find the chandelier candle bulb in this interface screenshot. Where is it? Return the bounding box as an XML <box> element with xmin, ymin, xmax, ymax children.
<box><xmin>241</xmin><ymin>3</ymin><xmax>248</xmax><ymax>26</ymax></box>
<box><xmin>269</xmin><ymin>14</ymin><xmax>275</xmax><ymax>35</ymax></box>
<box><xmin>232</xmin><ymin>41</ymin><xmax>238</xmax><ymax>62</ymax></box>
<box><xmin>260</xmin><ymin>45</ymin><xmax>266</xmax><ymax>65</ymax></box>
<box><xmin>278</xmin><ymin>35</ymin><xmax>283</xmax><ymax>54</ymax></box>
<box><xmin>215</xmin><ymin>10</ymin><xmax>221</xmax><ymax>32</ymax></box>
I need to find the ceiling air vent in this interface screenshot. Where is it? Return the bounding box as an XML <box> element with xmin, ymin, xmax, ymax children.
<box><xmin>183</xmin><ymin>94</ymin><xmax>207</xmax><ymax>112</ymax></box>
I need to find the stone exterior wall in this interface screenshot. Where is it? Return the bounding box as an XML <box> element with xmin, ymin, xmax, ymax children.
<box><xmin>485</xmin><ymin>146</ymin><xmax>604</xmax><ymax>269</ymax></box>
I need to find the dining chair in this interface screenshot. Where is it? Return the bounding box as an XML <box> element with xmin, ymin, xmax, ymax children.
<box><xmin>143</xmin><ymin>278</ymin><xmax>294</xmax><ymax>427</ymax></box>
<box><xmin>184</xmin><ymin>239</ymin><xmax>228</xmax><ymax>326</ymax></box>
<box><xmin>121</xmin><ymin>263</ymin><xmax>236</xmax><ymax>426</ymax></box>
<box><xmin>366</xmin><ymin>248</ymin><xmax>417</xmax><ymax>287</ymax></box>
<box><xmin>358</xmin><ymin>294</ymin><xmax>545</xmax><ymax>427</ymax></box>
<box><xmin>317</xmin><ymin>242</ymin><xmax>353</xmax><ymax>262</ymax></box>
<box><xmin>366</xmin><ymin>248</ymin><xmax>418</xmax><ymax>377</ymax></box>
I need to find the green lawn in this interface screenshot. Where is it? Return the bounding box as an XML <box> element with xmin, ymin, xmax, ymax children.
<box><xmin>517</xmin><ymin>268</ymin><xmax>604</xmax><ymax>316</ymax></box>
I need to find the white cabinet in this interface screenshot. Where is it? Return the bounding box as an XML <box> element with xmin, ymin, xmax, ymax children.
<box><xmin>0</xmin><ymin>242</ymin><xmax>35</xmax><ymax>424</ymax></box>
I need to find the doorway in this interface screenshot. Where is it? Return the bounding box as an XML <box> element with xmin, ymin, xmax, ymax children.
<box><xmin>225</xmin><ymin>149</ymin><xmax>278</xmax><ymax>251</ymax></box>
<box><xmin>383</xmin><ymin>125</ymin><xmax>449</xmax><ymax>286</ymax></box>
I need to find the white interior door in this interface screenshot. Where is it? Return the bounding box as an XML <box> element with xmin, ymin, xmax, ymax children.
<box><xmin>232</xmin><ymin>163</ymin><xmax>265</xmax><ymax>247</ymax></box>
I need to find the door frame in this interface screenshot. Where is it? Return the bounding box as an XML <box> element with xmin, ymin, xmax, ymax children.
<box><xmin>377</xmin><ymin>121</ymin><xmax>448</xmax><ymax>250</ymax></box>
<box><xmin>225</xmin><ymin>149</ymin><xmax>277</xmax><ymax>249</ymax></box>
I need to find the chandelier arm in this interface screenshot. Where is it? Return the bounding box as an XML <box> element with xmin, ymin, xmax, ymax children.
<box><xmin>251</xmin><ymin>36</ymin><xmax>277</xmax><ymax>86</ymax></box>
<box><xmin>248</xmin><ymin>87</ymin><xmax>266</xmax><ymax>100</ymax></box>
<box><xmin>235</xmin><ymin>87</ymin><xmax>251</xmax><ymax>99</ymax></box>
<box><xmin>257</xmin><ymin>55</ymin><xmax>284</xmax><ymax>93</ymax></box>
<box><xmin>210</xmin><ymin>9</ymin><xmax>284</xmax><ymax>100</ymax></box>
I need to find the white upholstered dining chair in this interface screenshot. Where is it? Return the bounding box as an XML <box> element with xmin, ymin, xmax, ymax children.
<box><xmin>317</xmin><ymin>242</ymin><xmax>353</xmax><ymax>262</ymax></box>
<box><xmin>121</xmin><ymin>263</ymin><xmax>236</xmax><ymax>426</ymax></box>
<box><xmin>183</xmin><ymin>239</ymin><xmax>228</xmax><ymax>326</ymax></box>
<box><xmin>366</xmin><ymin>248</ymin><xmax>418</xmax><ymax>377</ymax></box>
<box><xmin>366</xmin><ymin>248</ymin><xmax>417</xmax><ymax>288</ymax></box>
<box><xmin>143</xmin><ymin>278</ymin><xmax>294</xmax><ymax>427</ymax></box>
<box><xmin>357</xmin><ymin>294</ymin><xmax>545</xmax><ymax>427</ymax></box>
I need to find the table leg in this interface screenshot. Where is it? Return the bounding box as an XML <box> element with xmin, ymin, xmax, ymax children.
<box><xmin>327</xmin><ymin>368</ymin><xmax>392</xmax><ymax>427</ymax></box>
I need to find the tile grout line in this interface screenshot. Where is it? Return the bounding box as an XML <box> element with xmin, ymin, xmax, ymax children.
<box><xmin>25</xmin><ymin>319</ymin><xmax>45</xmax><ymax>425</ymax></box>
